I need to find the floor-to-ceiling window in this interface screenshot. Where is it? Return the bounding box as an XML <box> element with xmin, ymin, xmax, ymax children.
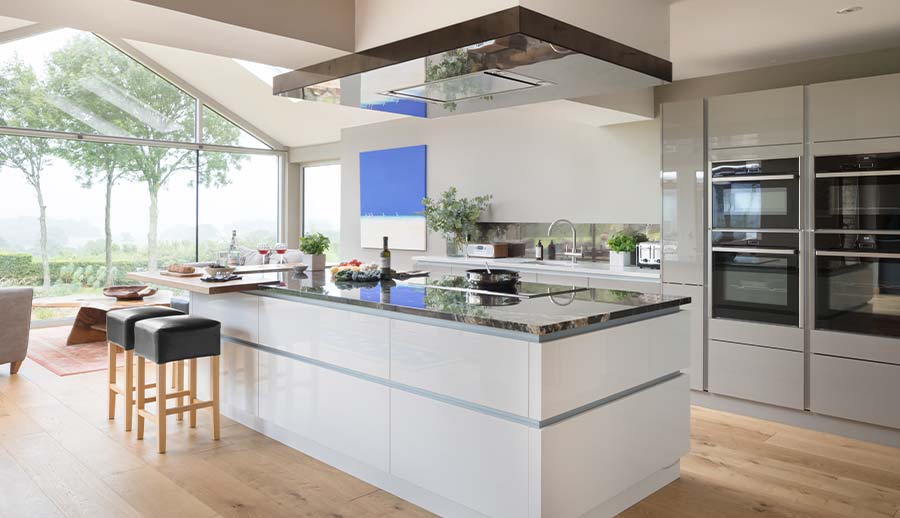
<box><xmin>0</xmin><ymin>28</ymin><xmax>284</xmax><ymax>320</ymax></box>
<box><xmin>302</xmin><ymin>162</ymin><xmax>341</xmax><ymax>263</ymax></box>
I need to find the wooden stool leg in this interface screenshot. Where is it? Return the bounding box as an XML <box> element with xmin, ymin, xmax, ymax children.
<box><xmin>170</xmin><ymin>362</ymin><xmax>177</xmax><ymax>389</ymax></box>
<box><xmin>210</xmin><ymin>356</ymin><xmax>220</xmax><ymax>441</ymax></box>
<box><xmin>136</xmin><ymin>357</ymin><xmax>146</xmax><ymax>440</ymax></box>
<box><xmin>107</xmin><ymin>342</ymin><xmax>117</xmax><ymax>420</ymax></box>
<box><xmin>157</xmin><ymin>363</ymin><xmax>167</xmax><ymax>454</ymax></box>
<box><xmin>124</xmin><ymin>350</ymin><xmax>134</xmax><ymax>432</ymax></box>
<box><xmin>189</xmin><ymin>359</ymin><xmax>198</xmax><ymax>428</ymax></box>
<box><xmin>176</xmin><ymin>360</ymin><xmax>184</xmax><ymax>422</ymax></box>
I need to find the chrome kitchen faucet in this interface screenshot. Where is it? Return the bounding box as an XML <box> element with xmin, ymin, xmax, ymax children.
<box><xmin>548</xmin><ymin>218</ymin><xmax>582</xmax><ymax>265</ymax></box>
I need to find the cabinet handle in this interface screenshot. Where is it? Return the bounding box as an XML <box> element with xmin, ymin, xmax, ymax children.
<box><xmin>815</xmin><ymin>250</ymin><xmax>900</xmax><ymax>259</ymax></box>
<box><xmin>711</xmin><ymin>174</ymin><xmax>797</xmax><ymax>183</ymax></box>
<box><xmin>816</xmin><ymin>170</ymin><xmax>900</xmax><ymax>178</ymax></box>
<box><xmin>711</xmin><ymin>247</ymin><xmax>797</xmax><ymax>255</ymax></box>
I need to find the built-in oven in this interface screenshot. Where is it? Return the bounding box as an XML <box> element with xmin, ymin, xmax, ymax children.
<box><xmin>814</xmin><ymin>152</ymin><xmax>900</xmax><ymax>231</ymax></box>
<box><xmin>711</xmin><ymin>157</ymin><xmax>800</xmax><ymax>230</ymax></box>
<box><xmin>815</xmin><ymin>232</ymin><xmax>900</xmax><ymax>338</ymax></box>
<box><xmin>711</xmin><ymin>231</ymin><xmax>800</xmax><ymax>326</ymax></box>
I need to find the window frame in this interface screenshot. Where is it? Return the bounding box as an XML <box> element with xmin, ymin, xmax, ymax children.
<box><xmin>0</xmin><ymin>25</ymin><xmax>287</xmax><ymax>322</ymax></box>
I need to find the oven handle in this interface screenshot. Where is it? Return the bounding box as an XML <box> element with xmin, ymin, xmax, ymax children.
<box><xmin>711</xmin><ymin>174</ymin><xmax>797</xmax><ymax>183</ymax></box>
<box><xmin>711</xmin><ymin>247</ymin><xmax>798</xmax><ymax>255</ymax></box>
<box><xmin>815</xmin><ymin>250</ymin><xmax>900</xmax><ymax>259</ymax></box>
<box><xmin>815</xmin><ymin>170</ymin><xmax>900</xmax><ymax>178</ymax></box>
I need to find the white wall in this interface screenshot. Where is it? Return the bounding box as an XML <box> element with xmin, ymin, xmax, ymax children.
<box><xmin>338</xmin><ymin>109</ymin><xmax>661</xmax><ymax>269</ymax></box>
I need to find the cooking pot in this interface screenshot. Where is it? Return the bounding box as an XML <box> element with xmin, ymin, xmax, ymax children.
<box><xmin>465</xmin><ymin>268</ymin><xmax>520</xmax><ymax>290</ymax></box>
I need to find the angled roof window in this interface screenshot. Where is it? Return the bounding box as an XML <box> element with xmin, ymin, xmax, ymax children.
<box><xmin>0</xmin><ymin>28</ymin><xmax>196</xmax><ymax>142</ymax></box>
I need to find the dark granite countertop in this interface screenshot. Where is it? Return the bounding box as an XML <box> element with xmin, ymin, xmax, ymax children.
<box><xmin>252</xmin><ymin>273</ymin><xmax>690</xmax><ymax>340</ymax></box>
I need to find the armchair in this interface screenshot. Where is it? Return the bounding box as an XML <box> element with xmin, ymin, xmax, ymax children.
<box><xmin>0</xmin><ymin>288</ymin><xmax>33</xmax><ymax>374</ymax></box>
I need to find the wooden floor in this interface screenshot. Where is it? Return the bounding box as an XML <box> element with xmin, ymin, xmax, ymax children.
<box><xmin>1</xmin><ymin>359</ymin><xmax>899</xmax><ymax>518</ymax></box>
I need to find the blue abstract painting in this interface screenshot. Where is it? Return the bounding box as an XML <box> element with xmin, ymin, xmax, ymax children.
<box><xmin>359</xmin><ymin>144</ymin><xmax>427</xmax><ymax>250</ymax></box>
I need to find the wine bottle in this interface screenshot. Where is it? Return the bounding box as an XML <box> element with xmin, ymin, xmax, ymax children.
<box><xmin>380</xmin><ymin>236</ymin><xmax>392</xmax><ymax>278</ymax></box>
<box><xmin>535</xmin><ymin>240</ymin><xmax>544</xmax><ymax>261</ymax></box>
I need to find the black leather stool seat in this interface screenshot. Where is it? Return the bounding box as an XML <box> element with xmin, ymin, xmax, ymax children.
<box><xmin>134</xmin><ymin>316</ymin><xmax>221</xmax><ymax>364</ymax></box>
<box><xmin>107</xmin><ymin>306</ymin><xmax>184</xmax><ymax>350</ymax></box>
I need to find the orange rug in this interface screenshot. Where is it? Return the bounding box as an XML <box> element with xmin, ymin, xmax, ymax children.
<box><xmin>26</xmin><ymin>326</ymin><xmax>125</xmax><ymax>377</ymax></box>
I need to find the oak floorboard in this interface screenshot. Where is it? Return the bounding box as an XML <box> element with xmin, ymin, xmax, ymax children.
<box><xmin>691</xmin><ymin>440</ymin><xmax>900</xmax><ymax>517</ymax></box>
<box><xmin>197</xmin><ymin>440</ymin><xmax>378</xmax><ymax>514</ymax></box>
<box><xmin>0</xmin><ymin>446</ymin><xmax>65</xmax><ymax>518</ymax></box>
<box><xmin>1</xmin><ymin>432</ymin><xmax>142</xmax><ymax>518</ymax></box>
<box><xmin>766</xmin><ymin>430</ymin><xmax>900</xmax><ymax>475</ymax></box>
<box><xmin>4</xmin><ymin>342</ymin><xmax>900</xmax><ymax>518</ymax></box>
<box><xmin>101</xmin><ymin>465</ymin><xmax>220</xmax><ymax>518</ymax></box>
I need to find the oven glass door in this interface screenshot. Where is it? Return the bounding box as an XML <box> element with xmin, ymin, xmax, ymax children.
<box><xmin>815</xmin><ymin>234</ymin><xmax>900</xmax><ymax>338</ymax></box>
<box><xmin>814</xmin><ymin>173</ymin><xmax>900</xmax><ymax>231</ymax></box>
<box><xmin>712</xmin><ymin>179</ymin><xmax>798</xmax><ymax>229</ymax></box>
<box><xmin>711</xmin><ymin>232</ymin><xmax>800</xmax><ymax>326</ymax></box>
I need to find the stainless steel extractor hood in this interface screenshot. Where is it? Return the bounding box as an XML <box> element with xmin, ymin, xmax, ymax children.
<box><xmin>272</xmin><ymin>7</ymin><xmax>671</xmax><ymax>119</ymax></box>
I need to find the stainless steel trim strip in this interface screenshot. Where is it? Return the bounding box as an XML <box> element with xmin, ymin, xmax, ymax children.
<box><xmin>222</xmin><ymin>334</ymin><xmax>684</xmax><ymax>429</ymax></box>
<box><xmin>814</xmin><ymin>229</ymin><xmax>900</xmax><ymax>235</ymax></box>
<box><xmin>711</xmin><ymin>247</ymin><xmax>798</xmax><ymax>255</ymax></box>
<box><xmin>712</xmin><ymin>228</ymin><xmax>800</xmax><ymax>233</ymax></box>
<box><xmin>815</xmin><ymin>250</ymin><xmax>900</xmax><ymax>259</ymax></box>
<box><xmin>815</xmin><ymin>170</ymin><xmax>900</xmax><ymax>178</ymax></box>
<box><xmin>711</xmin><ymin>174</ymin><xmax>798</xmax><ymax>183</ymax></box>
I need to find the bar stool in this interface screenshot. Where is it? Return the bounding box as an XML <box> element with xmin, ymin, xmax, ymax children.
<box><xmin>134</xmin><ymin>315</ymin><xmax>221</xmax><ymax>453</ymax></box>
<box><xmin>106</xmin><ymin>306</ymin><xmax>183</xmax><ymax>431</ymax></box>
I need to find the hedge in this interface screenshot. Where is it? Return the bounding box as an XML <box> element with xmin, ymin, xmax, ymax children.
<box><xmin>0</xmin><ymin>253</ymin><xmax>145</xmax><ymax>287</ymax></box>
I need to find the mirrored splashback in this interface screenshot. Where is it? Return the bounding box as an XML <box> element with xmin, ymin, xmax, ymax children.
<box><xmin>472</xmin><ymin>222</ymin><xmax>660</xmax><ymax>261</ymax></box>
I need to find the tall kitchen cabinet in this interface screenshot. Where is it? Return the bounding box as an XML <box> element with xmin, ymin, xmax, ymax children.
<box><xmin>807</xmin><ymin>73</ymin><xmax>900</xmax><ymax>430</ymax></box>
<box><xmin>809</xmin><ymin>73</ymin><xmax>900</xmax><ymax>142</ymax></box>
<box><xmin>661</xmin><ymin>100</ymin><xmax>706</xmax><ymax>390</ymax></box>
<box><xmin>704</xmin><ymin>86</ymin><xmax>806</xmax><ymax>410</ymax></box>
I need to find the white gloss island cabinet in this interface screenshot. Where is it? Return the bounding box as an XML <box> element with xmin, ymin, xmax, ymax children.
<box><xmin>190</xmin><ymin>284</ymin><xmax>692</xmax><ymax>518</ymax></box>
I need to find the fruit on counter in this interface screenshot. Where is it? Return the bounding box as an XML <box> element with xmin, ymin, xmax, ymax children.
<box><xmin>330</xmin><ymin>261</ymin><xmax>379</xmax><ymax>276</ymax></box>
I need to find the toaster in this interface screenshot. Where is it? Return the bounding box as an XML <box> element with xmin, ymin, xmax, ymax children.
<box><xmin>637</xmin><ymin>242</ymin><xmax>661</xmax><ymax>268</ymax></box>
<box><xmin>465</xmin><ymin>243</ymin><xmax>509</xmax><ymax>258</ymax></box>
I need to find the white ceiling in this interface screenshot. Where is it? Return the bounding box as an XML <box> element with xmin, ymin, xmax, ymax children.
<box><xmin>3</xmin><ymin>2</ymin><xmax>900</xmax><ymax>147</ymax></box>
<box><xmin>670</xmin><ymin>0</ymin><xmax>900</xmax><ymax>79</ymax></box>
<box><xmin>0</xmin><ymin>15</ymin><xmax>33</xmax><ymax>34</ymax></box>
<box><xmin>0</xmin><ymin>0</ymin><xmax>346</xmax><ymax>69</ymax></box>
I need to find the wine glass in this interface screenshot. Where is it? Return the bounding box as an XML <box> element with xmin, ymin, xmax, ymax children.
<box><xmin>257</xmin><ymin>243</ymin><xmax>270</xmax><ymax>265</ymax></box>
<box><xmin>274</xmin><ymin>242</ymin><xmax>288</xmax><ymax>264</ymax></box>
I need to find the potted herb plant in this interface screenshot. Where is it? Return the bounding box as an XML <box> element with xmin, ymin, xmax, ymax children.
<box><xmin>422</xmin><ymin>187</ymin><xmax>492</xmax><ymax>256</ymax></box>
<box><xmin>607</xmin><ymin>231</ymin><xmax>647</xmax><ymax>268</ymax></box>
<box><xmin>298</xmin><ymin>233</ymin><xmax>330</xmax><ymax>271</ymax></box>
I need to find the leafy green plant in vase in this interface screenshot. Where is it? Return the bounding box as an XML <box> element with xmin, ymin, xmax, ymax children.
<box><xmin>422</xmin><ymin>187</ymin><xmax>492</xmax><ymax>257</ymax></box>
<box><xmin>607</xmin><ymin>231</ymin><xmax>647</xmax><ymax>268</ymax></box>
<box><xmin>298</xmin><ymin>233</ymin><xmax>331</xmax><ymax>271</ymax></box>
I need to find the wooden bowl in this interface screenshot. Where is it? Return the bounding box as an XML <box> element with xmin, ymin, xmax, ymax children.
<box><xmin>103</xmin><ymin>285</ymin><xmax>158</xmax><ymax>301</ymax></box>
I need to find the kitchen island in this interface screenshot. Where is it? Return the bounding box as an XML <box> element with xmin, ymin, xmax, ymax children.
<box><xmin>176</xmin><ymin>272</ymin><xmax>690</xmax><ymax>518</ymax></box>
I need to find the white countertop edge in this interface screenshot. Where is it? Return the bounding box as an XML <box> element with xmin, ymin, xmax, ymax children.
<box><xmin>412</xmin><ymin>255</ymin><xmax>661</xmax><ymax>281</ymax></box>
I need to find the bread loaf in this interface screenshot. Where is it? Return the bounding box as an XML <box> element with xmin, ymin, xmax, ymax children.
<box><xmin>167</xmin><ymin>264</ymin><xmax>195</xmax><ymax>274</ymax></box>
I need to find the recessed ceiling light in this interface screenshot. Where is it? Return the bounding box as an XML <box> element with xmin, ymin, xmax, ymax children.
<box><xmin>836</xmin><ymin>6</ymin><xmax>863</xmax><ymax>14</ymax></box>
